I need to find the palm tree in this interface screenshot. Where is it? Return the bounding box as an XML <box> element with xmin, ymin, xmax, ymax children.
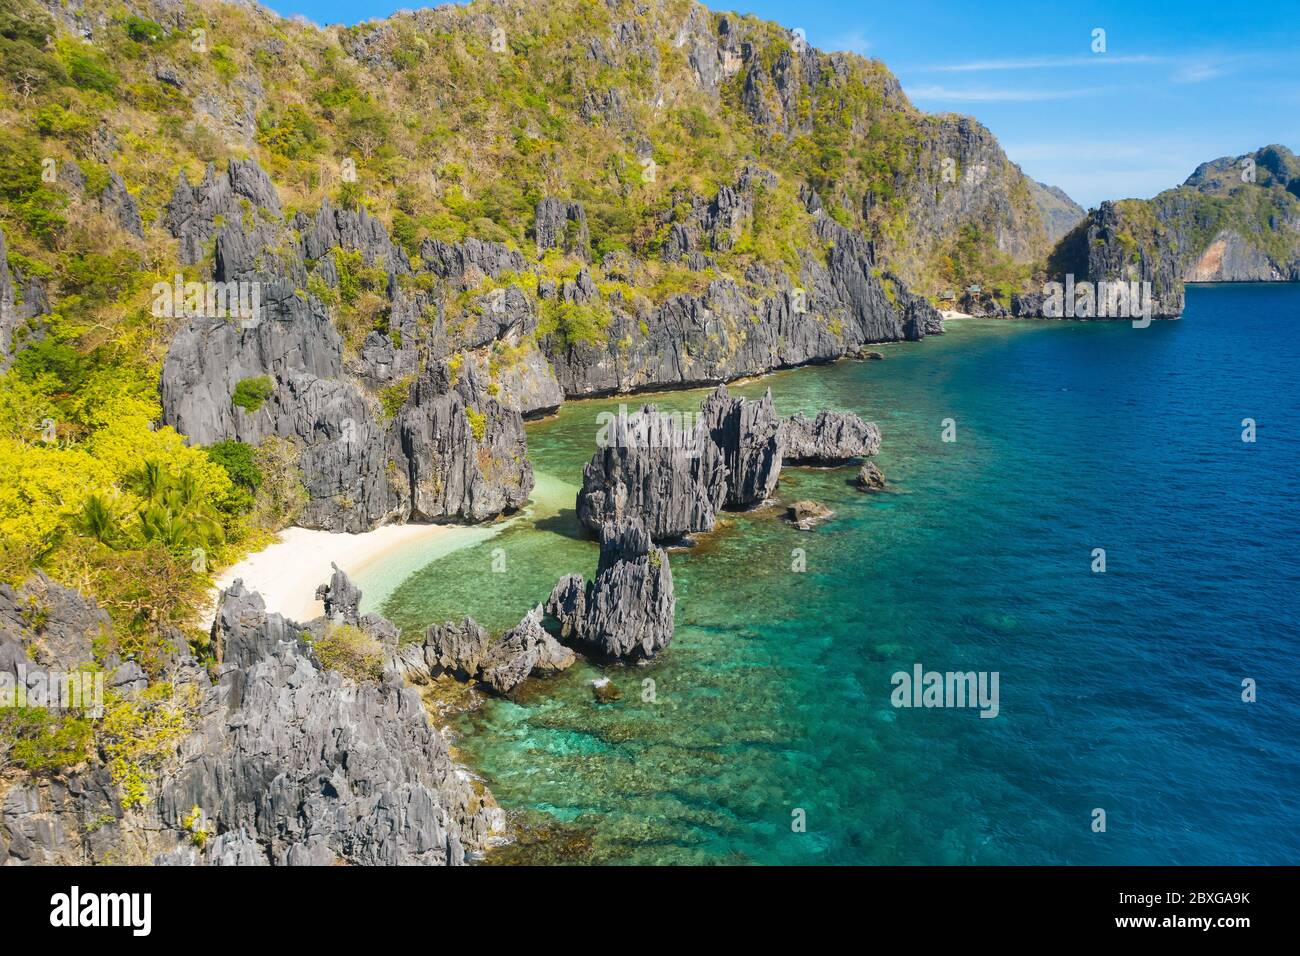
<box><xmin>77</xmin><ymin>494</ymin><xmax>119</xmax><ymax>546</ymax></box>
<box><xmin>131</xmin><ymin>461</ymin><xmax>225</xmax><ymax>554</ymax></box>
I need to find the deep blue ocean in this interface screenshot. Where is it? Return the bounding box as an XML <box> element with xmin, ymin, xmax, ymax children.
<box><xmin>379</xmin><ymin>283</ymin><xmax>1300</xmax><ymax>864</ymax></box>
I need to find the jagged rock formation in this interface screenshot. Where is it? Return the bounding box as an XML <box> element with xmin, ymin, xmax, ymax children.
<box><xmin>540</xmin><ymin>180</ymin><xmax>946</xmax><ymax>398</ymax></box>
<box><xmin>1</xmin><ymin>577</ymin><xmax>503</xmax><ymax>866</ymax></box>
<box><xmin>0</xmin><ymin>572</ymin><xmax>109</xmax><ymax>686</ymax></box>
<box><xmin>782</xmin><ymin>410</ymin><xmax>881</xmax><ymax>464</ymax></box>
<box><xmin>574</xmin><ymin>384</ymin><xmax>785</xmax><ymax>540</ymax></box>
<box><xmin>546</xmin><ymin>515</ymin><xmax>675</xmax><ymax>660</ymax></box>
<box><xmin>576</xmin><ymin>403</ymin><xmax>727</xmax><ymax>541</ymax></box>
<box><xmin>0</xmin><ymin>227</ymin><xmax>25</xmax><ymax>366</ymax></box>
<box><xmin>315</xmin><ymin>562</ymin><xmax>363</xmax><ymax>624</ymax></box>
<box><xmin>701</xmin><ymin>385</ymin><xmax>783</xmax><ymax>508</ymax></box>
<box><xmin>396</xmin><ymin>606</ymin><xmax>573</xmax><ymax>695</ymax></box>
<box><xmin>100</xmin><ymin>171</ymin><xmax>143</xmax><ymax>239</ymax></box>
<box><xmin>399</xmin><ymin>361</ymin><xmax>534</xmax><ymax>522</ymax></box>
<box><xmin>164</xmin><ymin>158</ymin><xmax>285</xmax><ymax>266</ymax></box>
<box><xmin>534</xmin><ymin>198</ymin><xmax>590</xmax><ymax>259</ymax></box>
<box><xmin>577</xmin><ymin>386</ymin><xmax>881</xmax><ymax>540</ymax></box>
<box><xmin>158</xmin><ymin>158</ymin><xmax>534</xmax><ymax>531</ymax></box>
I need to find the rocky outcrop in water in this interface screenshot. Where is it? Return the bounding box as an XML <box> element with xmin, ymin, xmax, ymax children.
<box><xmin>316</xmin><ymin>562</ymin><xmax>363</xmax><ymax>625</ymax></box>
<box><xmin>1</xmin><ymin>578</ymin><xmax>502</xmax><ymax>866</ymax></box>
<box><xmin>0</xmin><ymin>227</ymin><xmax>20</xmax><ymax>365</ymax></box>
<box><xmin>701</xmin><ymin>385</ymin><xmax>782</xmax><ymax>508</ymax></box>
<box><xmin>857</xmin><ymin>461</ymin><xmax>887</xmax><ymax>490</ymax></box>
<box><xmin>577</xmin><ymin>385</ymin><xmax>882</xmax><ymax>541</ymax></box>
<box><xmin>546</xmin><ymin>515</ymin><xmax>675</xmax><ymax>660</ymax></box>
<box><xmin>782</xmin><ymin>410</ymin><xmax>881</xmax><ymax>464</ymax></box>
<box><xmin>398</xmin><ymin>607</ymin><xmax>573</xmax><ymax>695</ymax></box>
<box><xmin>576</xmin><ymin>403</ymin><xmax>727</xmax><ymax>541</ymax></box>
<box><xmin>787</xmin><ymin>499</ymin><xmax>833</xmax><ymax>530</ymax></box>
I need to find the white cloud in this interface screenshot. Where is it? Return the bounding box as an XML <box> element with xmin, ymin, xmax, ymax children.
<box><xmin>926</xmin><ymin>54</ymin><xmax>1165</xmax><ymax>72</ymax></box>
<box><xmin>906</xmin><ymin>84</ymin><xmax>1115</xmax><ymax>102</ymax></box>
<box><xmin>1172</xmin><ymin>62</ymin><xmax>1230</xmax><ymax>83</ymax></box>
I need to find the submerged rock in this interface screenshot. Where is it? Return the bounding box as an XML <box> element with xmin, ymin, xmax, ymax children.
<box><xmin>591</xmin><ymin>678</ymin><xmax>622</xmax><ymax>703</ymax></box>
<box><xmin>787</xmin><ymin>499</ymin><xmax>834</xmax><ymax>530</ymax></box>
<box><xmin>315</xmin><ymin>562</ymin><xmax>362</xmax><ymax>625</ymax></box>
<box><xmin>546</xmin><ymin>515</ymin><xmax>675</xmax><ymax>660</ymax></box>
<box><xmin>857</xmin><ymin>461</ymin><xmax>887</xmax><ymax>491</ymax></box>
<box><xmin>782</xmin><ymin>410</ymin><xmax>881</xmax><ymax>464</ymax></box>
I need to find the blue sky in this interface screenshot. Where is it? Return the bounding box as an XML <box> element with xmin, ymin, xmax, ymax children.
<box><xmin>263</xmin><ymin>0</ymin><xmax>1299</xmax><ymax>208</ymax></box>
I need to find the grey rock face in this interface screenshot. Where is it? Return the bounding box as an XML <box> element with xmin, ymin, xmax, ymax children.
<box><xmin>534</xmin><ymin>198</ymin><xmax>590</xmax><ymax>259</ymax></box>
<box><xmin>420</xmin><ymin>237</ymin><xmax>525</xmax><ymax>286</ymax></box>
<box><xmin>576</xmin><ymin>403</ymin><xmax>728</xmax><ymax>541</ymax></box>
<box><xmin>545</xmin><ymin>516</ymin><xmax>675</xmax><ymax>660</ymax></box>
<box><xmin>420</xmin><ymin>617</ymin><xmax>494</xmax><ymax>682</ymax></box>
<box><xmin>316</xmin><ymin>562</ymin><xmax>362</xmax><ymax>625</ymax></box>
<box><xmin>0</xmin><ymin>572</ymin><xmax>109</xmax><ymax>680</ymax></box>
<box><xmin>701</xmin><ymin>385</ymin><xmax>782</xmax><ymax>508</ymax></box>
<box><xmin>399</xmin><ymin>360</ymin><xmax>534</xmax><ymax>522</ymax></box>
<box><xmin>0</xmin><ymin>578</ymin><xmax>502</xmax><ymax>866</ymax></box>
<box><xmin>405</xmin><ymin>608</ymin><xmax>573</xmax><ymax>695</ymax></box>
<box><xmin>159</xmin><ymin>159</ymin><xmax>535</xmax><ymax>533</ymax></box>
<box><xmin>164</xmin><ymin>158</ymin><xmax>282</xmax><ymax>265</ymax></box>
<box><xmin>782</xmin><ymin>410</ymin><xmax>881</xmax><ymax>463</ymax></box>
<box><xmin>787</xmin><ymin>499</ymin><xmax>833</xmax><ymax>530</ymax></box>
<box><xmin>100</xmin><ymin>170</ymin><xmax>143</xmax><ymax>238</ymax></box>
<box><xmin>540</xmin><ymin>205</ymin><xmax>942</xmax><ymax>399</ymax></box>
<box><xmin>1184</xmin><ymin>228</ymin><xmax>1295</xmax><ymax>282</ymax></box>
<box><xmin>0</xmin><ymin>226</ymin><xmax>17</xmax><ymax>364</ymax></box>
<box><xmin>577</xmin><ymin>386</ymin><xmax>883</xmax><ymax>541</ymax></box>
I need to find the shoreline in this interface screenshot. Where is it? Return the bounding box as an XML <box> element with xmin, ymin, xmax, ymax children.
<box><xmin>208</xmin><ymin>522</ymin><xmax>474</xmax><ymax>625</ymax></box>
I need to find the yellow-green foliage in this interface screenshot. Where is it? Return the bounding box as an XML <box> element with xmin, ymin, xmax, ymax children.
<box><xmin>97</xmin><ymin>683</ymin><xmax>198</xmax><ymax>811</ymax></box>
<box><xmin>379</xmin><ymin>373</ymin><xmax>415</xmax><ymax>420</ymax></box>
<box><xmin>536</xmin><ymin>299</ymin><xmax>613</xmax><ymax>350</ymax></box>
<box><xmin>465</xmin><ymin>405</ymin><xmax>487</xmax><ymax>442</ymax></box>
<box><xmin>180</xmin><ymin>804</ymin><xmax>210</xmax><ymax>848</ymax></box>
<box><xmin>311</xmin><ymin>623</ymin><xmax>384</xmax><ymax>682</ymax></box>
<box><xmin>1</xmin><ymin>707</ymin><xmax>94</xmax><ymax>773</ymax></box>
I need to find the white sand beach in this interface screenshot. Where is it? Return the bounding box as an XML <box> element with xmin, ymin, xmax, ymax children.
<box><xmin>210</xmin><ymin>523</ymin><xmax>478</xmax><ymax>624</ymax></box>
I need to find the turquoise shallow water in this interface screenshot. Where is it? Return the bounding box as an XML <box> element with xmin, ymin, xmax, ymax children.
<box><xmin>377</xmin><ymin>284</ymin><xmax>1300</xmax><ymax>865</ymax></box>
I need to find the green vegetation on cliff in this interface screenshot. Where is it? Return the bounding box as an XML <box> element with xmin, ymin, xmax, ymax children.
<box><xmin>0</xmin><ymin>0</ymin><xmax>1069</xmax><ymax>784</ymax></box>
